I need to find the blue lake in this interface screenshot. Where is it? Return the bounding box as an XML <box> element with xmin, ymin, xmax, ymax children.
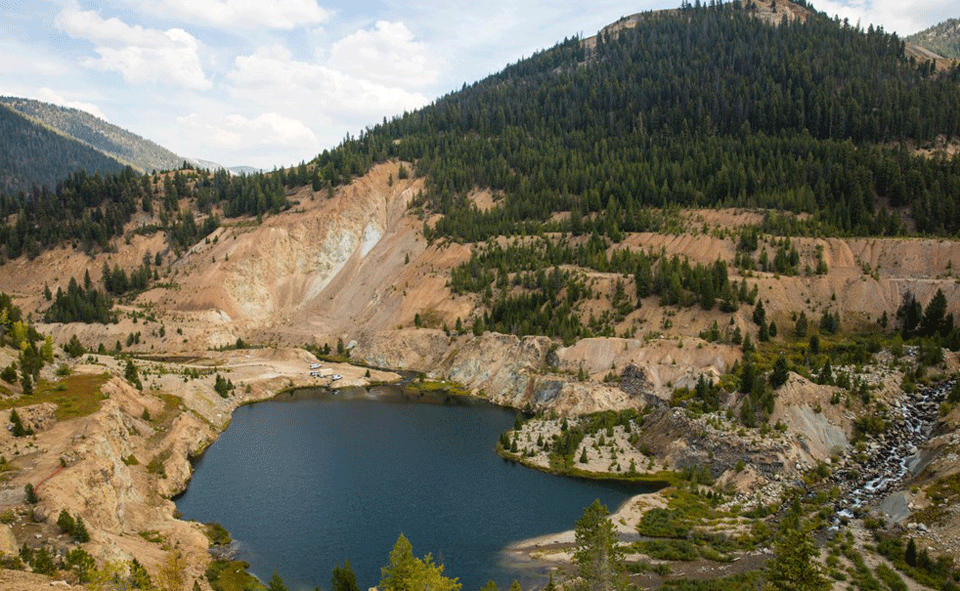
<box><xmin>175</xmin><ymin>387</ymin><xmax>648</xmax><ymax>591</ymax></box>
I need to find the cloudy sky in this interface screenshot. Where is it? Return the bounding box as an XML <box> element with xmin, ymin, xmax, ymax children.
<box><xmin>1</xmin><ymin>0</ymin><xmax>955</xmax><ymax>169</ymax></box>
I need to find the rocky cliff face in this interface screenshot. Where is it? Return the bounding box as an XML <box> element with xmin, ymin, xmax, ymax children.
<box><xmin>354</xmin><ymin>329</ymin><xmax>739</xmax><ymax>415</ymax></box>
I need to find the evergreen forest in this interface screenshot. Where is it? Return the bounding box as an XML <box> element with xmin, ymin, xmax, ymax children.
<box><xmin>317</xmin><ymin>3</ymin><xmax>960</xmax><ymax>240</ymax></box>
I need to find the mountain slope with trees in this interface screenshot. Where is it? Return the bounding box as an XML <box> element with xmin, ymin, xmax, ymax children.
<box><xmin>907</xmin><ymin>17</ymin><xmax>960</xmax><ymax>59</ymax></box>
<box><xmin>317</xmin><ymin>2</ymin><xmax>960</xmax><ymax>241</ymax></box>
<box><xmin>0</xmin><ymin>97</ymin><xmax>187</xmax><ymax>175</ymax></box>
<box><xmin>0</xmin><ymin>103</ymin><xmax>127</xmax><ymax>196</ymax></box>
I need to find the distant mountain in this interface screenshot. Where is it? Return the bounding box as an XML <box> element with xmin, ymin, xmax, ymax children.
<box><xmin>186</xmin><ymin>158</ymin><xmax>263</xmax><ymax>176</ymax></box>
<box><xmin>0</xmin><ymin>102</ymin><xmax>127</xmax><ymax>195</ymax></box>
<box><xmin>227</xmin><ymin>166</ymin><xmax>264</xmax><ymax>175</ymax></box>
<box><xmin>907</xmin><ymin>17</ymin><xmax>960</xmax><ymax>59</ymax></box>
<box><xmin>0</xmin><ymin>96</ymin><xmax>187</xmax><ymax>174</ymax></box>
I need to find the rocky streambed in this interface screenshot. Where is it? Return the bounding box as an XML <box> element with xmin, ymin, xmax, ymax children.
<box><xmin>831</xmin><ymin>379</ymin><xmax>954</xmax><ymax>519</ymax></box>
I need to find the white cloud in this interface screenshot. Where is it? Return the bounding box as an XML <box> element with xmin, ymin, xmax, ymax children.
<box><xmin>145</xmin><ymin>0</ymin><xmax>332</xmax><ymax>30</ymax></box>
<box><xmin>54</xmin><ymin>8</ymin><xmax>211</xmax><ymax>90</ymax></box>
<box><xmin>35</xmin><ymin>87</ymin><xmax>108</xmax><ymax>121</ymax></box>
<box><xmin>178</xmin><ymin>111</ymin><xmax>318</xmax><ymax>152</ymax></box>
<box><xmin>226</xmin><ymin>36</ymin><xmax>432</xmax><ymax>122</ymax></box>
<box><xmin>329</xmin><ymin>20</ymin><xmax>442</xmax><ymax>89</ymax></box>
<box><xmin>797</xmin><ymin>0</ymin><xmax>957</xmax><ymax>36</ymax></box>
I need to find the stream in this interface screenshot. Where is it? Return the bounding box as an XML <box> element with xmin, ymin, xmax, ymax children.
<box><xmin>831</xmin><ymin>378</ymin><xmax>954</xmax><ymax>519</ymax></box>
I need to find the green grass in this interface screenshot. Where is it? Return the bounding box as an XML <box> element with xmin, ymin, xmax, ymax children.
<box><xmin>0</xmin><ymin>373</ymin><xmax>109</xmax><ymax>420</ymax></box>
<box><xmin>913</xmin><ymin>473</ymin><xmax>960</xmax><ymax>525</ymax></box>
<box><xmin>138</xmin><ymin>530</ymin><xmax>165</xmax><ymax>545</ymax></box>
<box><xmin>659</xmin><ymin>571</ymin><xmax>763</xmax><ymax>590</ymax></box>
<box><xmin>206</xmin><ymin>559</ymin><xmax>265</xmax><ymax>591</ymax></box>
<box><xmin>633</xmin><ymin>539</ymin><xmax>700</xmax><ymax>561</ymax></box>
<box><xmin>637</xmin><ymin>508</ymin><xmax>690</xmax><ymax>538</ymax></box>
<box><xmin>402</xmin><ymin>379</ymin><xmax>471</xmax><ymax>397</ymax></box>
<box><xmin>204</xmin><ymin>522</ymin><xmax>231</xmax><ymax>547</ymax></box>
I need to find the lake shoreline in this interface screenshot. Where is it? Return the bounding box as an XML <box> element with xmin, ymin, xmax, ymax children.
<box><xmin>175</xmin><ymin>379</ymin><xmax>644</xmax><ymax>591</ymax></box>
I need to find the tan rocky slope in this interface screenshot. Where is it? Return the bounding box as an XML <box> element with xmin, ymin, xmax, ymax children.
<box><xmin>0</xmin><ymin>348</ymin><xmax>398</xmax><ymax>589</ymax></box>
<box><xmin>2</xmin><ymin>161</ymin><xmax>959</xmax><ymax>363</ymax></box>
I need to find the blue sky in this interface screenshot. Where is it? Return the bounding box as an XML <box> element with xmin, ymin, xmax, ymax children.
<box><xmin>0</xmin><ymin>0</ymin><xmax>955</xmax><ymax>169</ymax></box>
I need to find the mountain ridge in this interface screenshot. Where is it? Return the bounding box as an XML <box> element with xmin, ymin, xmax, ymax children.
<box><xmin>0</xmin><ymin>102</ymin><xmax>128</xmax><ymax>195</ymax></box>
<box><xmin>0</xmin><ymin>96</ymin><xmax>187</xmax><ymax>174</ymax></box>
<box><xmin>0</xmin><ymin>97</ymin><xmax>260</xmax><ymax>192</ymax></box>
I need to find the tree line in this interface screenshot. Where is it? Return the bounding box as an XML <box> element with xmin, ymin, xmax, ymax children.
<box><xmin>0</xmin><ymin>164</ymin><xmax>289</xmax><ymax>261</ymax></box>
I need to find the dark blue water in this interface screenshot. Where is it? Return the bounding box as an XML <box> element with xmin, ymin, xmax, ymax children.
<box><xmin>176</xmin><ymin>387</ymin><xmax>647</xmax><ymax>591</ymax></box>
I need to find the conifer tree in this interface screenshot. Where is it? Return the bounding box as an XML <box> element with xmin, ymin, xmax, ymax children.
<box><xmin>74</xmin><ymin>516</ymin><xmax>90</xmax><ymax>542</ymax></box>
<box><xmin>332</xmin><ymin>560</ymin><xmax>359</xmax><ymax>591</ymax></box>
<box><xmin>379</xmin><ymin>533</ymin><xmax>461</xmax><ymax>591</ymax></box>
<box><xmin>57</xmin><ymin>509</ymin><xmax>76</xmax><ymax>535</ymax></box>
<box><xmin>124</xmin><ymin>359</ymin><xmax>142</xmax><ymax>390</ymax></box>
<box><xmin>573</xmin><ymin>500</ymin><xmax>625</xmax><ymax>591</ymax></box>
<box><xmin>770</xmin><ymin>355</ymin><xmax>790</xmax><ymax>388</ymax></box>
<box><xmin>765</xmin><ymin>498</ymin><xmax>826</xmax><ymax>591</ymax></box>
<box><xmin>268</xmin><ymin>572</ymin><xmax>288</xmax><ymax>591</ymax></box>
<box><xmin>905</xmin><ymin>538</ymin><xmax>917</xmax><ymax>567</ymax></box>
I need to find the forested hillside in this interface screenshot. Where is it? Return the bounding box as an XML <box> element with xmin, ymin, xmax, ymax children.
<box><xmin>0</xmin><ymin>97</ymin><xmax>187</xmax><ymax>175</ymax></box>
<box><xmin>907</xmin><ymin>17</ymin><xmax>960</xmax><ymax>60</ymax></box>
<box><xmin>0</xmin><ymin>103</ymin><xmax>126</xmax><ymax>195</ymax></box>
<box><xmin>318</xmin><ymin>3</ymin><xmax>960</xmax><ymax>240</ymax></box>
<box><xmin>0</xmin><ymin>164</ymin><xmax>290</xmax><ymax>261</ymax></box>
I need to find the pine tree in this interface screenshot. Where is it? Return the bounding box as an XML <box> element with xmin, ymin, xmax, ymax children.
<box><xmin>332</xmin><ymin>560</ymin><xmax>359</xmax><ymax>591</ymax></box>
<box><xmin>379</xmin><ymin>533</ymin><xmax>461</xmax><ymax>591</ymax></box>
<box><xmin>920</xmin><ymin>288</ymin><xmax>947</xmax><ymax>337</ymax></box>
<box><xmin>32</xmin><ymin>547</ymin><xmax>56</xmax><ymax>575</ymax></box>
<box><xmin>759</xmin><ymin>320</ymin><xmax>770</xmax><ymax>342</ymax></box>
<box><xmin>268</xmin><ymin>572</ymin><xmax>288</xmax><ymax>591</ymax></box>
<box><xmin>130</xmin><ymin>558</ymin><xmax>153</xmax><ymax>589</ymax></box>
<box><xmin>573</xmin><ymin>499</ymin><xmax>625</xmax><ymax>591</ymax></box>
<box><xmin>795</xmin><ymin>311</ymin><xmax>808</xmax><ymax>337</ymax></box>
<box><xmin>74</xmin><ymin>516</ymin><xmax>90</xmax><ymax>542</ymax></box>
<box><xmin>9</xmin><ymin>408</ymin><xmax>26</xmax><ymax>437</ymax></box>
<box><xmin>765</xmin><ymin>498</ymin><xmax>827</xmax><ymax>591</ymax></box>
<box><xmin>770</xmin><ymin>355</ymin><xmax>790</xmax><ymax>388</ymax></box>
<box><xmin>753</xmin><ymin>300</ymin><xmax>766</xmax><ymax>325</ymax></box>
<box><xmin>66</xmin><ymin>548</ymin><xmax>95</xmax><ymax>583</ymax></box>
<box><xmin>124</xmin><ymin>359</ymin><xmax>142</xmax><ymax>390</ymax></box>
<box><xmin>905</xmin><ymin>538</ymin><xmax>917</xmax><ymax>567</ymax></box>
<box><xmin>24</xmin><ymin>483</ymin><xmax>38</xmax><ymax>504</ymax></box>
<box><xmin>57</xmin><ymin>509</ymin><xmax>76</xmax><ymax>535</ymax></box>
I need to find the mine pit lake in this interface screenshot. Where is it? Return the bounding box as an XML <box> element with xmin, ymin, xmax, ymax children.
<box><xmin>175</xmin><ymin>386</ymin><xmax>648</xmax><ymax>591</ymax></box>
